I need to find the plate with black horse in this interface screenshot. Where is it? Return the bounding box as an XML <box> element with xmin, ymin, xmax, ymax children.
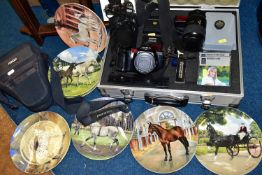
<box><xmin>195</xmin><ymin>107</ymin><xmax>262</xmax><ymax>175</ymax></box>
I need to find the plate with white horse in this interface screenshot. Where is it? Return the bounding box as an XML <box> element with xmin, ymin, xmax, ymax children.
<box><xmin>71</xmin><ymin>99</ymin><xmax>134</xmax><ymax>160</ymax></box>
<box><xmin>50</xmin><ymin>46</ymin><xmax>102</xmax><ymax>98</ymax></box>
<box><xmin>195</xmin><ymin>107</ymin><xmax>262</xmax><ymax>175</ymax></box>
<box><xmin>54</xmin><ymin>3</ymin><xmax>107</xmax><ymax>53</ymax></box>
<box><xmin>130</xmin><ymin>106</ymin><xmax>198</xmax><ymax>173</ymax></box>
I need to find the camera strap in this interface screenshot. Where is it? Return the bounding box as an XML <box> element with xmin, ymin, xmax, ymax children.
<box><xmin>136</xmin><ymin>0</ymin><xmax>158</xmax><ymax>48</ymax></box>
<box><xmin>76</xmin><ymin>99</ymin><xmax>129</xmax><ymax>126</ymax></box>
<box><xmin>157</xmin><ymin>0</ymin><xmax>176</xmax><ymax>56</ymax></box>
<box><xmin>136</xmin><ymin>0</ymin><xmax>182</xmax><ymax>55</ymax></box>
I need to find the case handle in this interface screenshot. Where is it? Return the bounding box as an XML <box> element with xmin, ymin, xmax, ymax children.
<box><xmin>144</xmin><ymin>93</ymin><xmax>189</xmax><ymax>107</ymax></box>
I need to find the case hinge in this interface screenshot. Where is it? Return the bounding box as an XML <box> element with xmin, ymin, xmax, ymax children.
<box><xmin>201</xmin><ymin>5</ymin><xmax>215</xmax><ymax>10</ymax></box>
<box><xmin>200</xmin><ymin>95</ymin><xmax>215</xmax><ymax>110</ymax></box>
<box><xmin>120</xmin><ymin>89</ymin><xmax>134</xmax><ymax>103</ymax></box>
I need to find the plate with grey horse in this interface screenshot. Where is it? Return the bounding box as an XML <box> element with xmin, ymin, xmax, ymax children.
<box><xmin>71</xmin><ymin>97</ymin><xmax>134</xmax><ymax>160</ymax></box>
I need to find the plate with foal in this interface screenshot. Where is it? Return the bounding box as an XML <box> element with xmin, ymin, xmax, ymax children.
<box><xmin>195</xmin><ymin>107</ymin><xmax>262</xmax><ymax>175</ymax></box>
<box><xmin>130</xmin><ymin>106</ymin><xmax>197</xmax><ymax>173</ymax></box>
<box><xmin>50</xmin><ymin>46</ymin><xmax>103</xmax><ymax>98</ymax></box>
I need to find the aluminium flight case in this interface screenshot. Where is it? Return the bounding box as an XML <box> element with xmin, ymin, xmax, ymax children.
<box><xmin>98</xmin><ymin>0</ymin><xmax>243</xmax><ymax>108</ymax></box>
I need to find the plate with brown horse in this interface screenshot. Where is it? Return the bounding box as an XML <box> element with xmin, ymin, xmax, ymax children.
<box><xmin>130</xmin><ymin>106</ymin><xmax>198</xmax><ymax>173</ymax></box>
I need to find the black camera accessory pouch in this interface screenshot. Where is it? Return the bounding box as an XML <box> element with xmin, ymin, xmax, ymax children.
<box><xmin>0</xmin><ymin>43</ymin><xmax>53</xmax><ymax>112</ymax></box>
<box><xmin>76</xmin><ymin>98</ymin><xmax>130</xmax><ymax>126</ymax></box>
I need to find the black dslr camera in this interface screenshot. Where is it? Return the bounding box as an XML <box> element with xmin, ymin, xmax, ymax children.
<box><xmin>116</xmin><ymin>45</ymin><xmax>165</xmax><ymax>74</ymax></box>
<box><xmin>106</xmin><ymin>0</ymin><xmax>165</xmax><ymax>75</ymax></box>
<box><xmin>105</xmin><ymin>0</ymin><xmax>137</xmax><ymax>48</ymax></box>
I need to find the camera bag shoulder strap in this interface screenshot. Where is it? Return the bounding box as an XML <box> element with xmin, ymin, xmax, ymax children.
<box><xmin>50</xmin><ymin>65</ymin><xmax>131</xmax><ymax>116</ymax></box>
<box><xmin>50</xmin><ymin>61</ymin><xmax>84</xmax><ymax>114</ymax></box>
<box><xmin>76</xmin><ymin>98</ymin><xmax>129</xmax><ymax>126</ymax></box>
<box><xmin>0</xmin><ymin>90</ymin><xmax>19</xmax><ymax>109</ymax></box>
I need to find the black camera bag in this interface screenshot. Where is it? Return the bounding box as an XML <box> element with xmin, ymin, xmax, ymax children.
<box><xmin>0</xmin><ymin>43</ymin><xmax>52</xmax><ymax>111</ymax></box>
<box><xmin>0</xmin><ymin>43</ymin><xmax>129</xmax><ymax>124</ymax></box>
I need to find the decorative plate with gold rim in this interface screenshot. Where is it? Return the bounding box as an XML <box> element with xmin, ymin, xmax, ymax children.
<box><xmin>195</xmin><ymin>107</ymin><xmax>262</xmax><ymax>175</ymax></box>
<box><xmin>10</xmin><ymin>112</ymin><xmax>70</xmax><ymax>174</ymax></box>
<box><xmin>50</xmin><ymin>46</ymin><xmax>102</xmax><ymax>98</ymax></box>
<box><xmin>71</xmin><ymin>97</ymin><xmax>134</xmax><ymax>160</ymax></box>
<box><xmin>54</xmin><ymin>3</ymin><xmax>107</xmax><ymax>52</ymax></box>
<box><xmin>130</xmin><ymin>106</ymin><xmax>197</xmax><ymax>173</ymax></box>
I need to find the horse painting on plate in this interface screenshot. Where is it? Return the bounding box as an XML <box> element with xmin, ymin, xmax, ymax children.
<box><xmin>130</xmin><ymin>106</ymin><xmax>197</xmax><ymax>173</ymax></box>
<box><xmin>148</xmin><ymin>122</ymin><xmax>189</xmax><ymax>161</ymax></box>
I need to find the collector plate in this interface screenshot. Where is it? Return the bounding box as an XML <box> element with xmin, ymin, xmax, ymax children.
<box><xmin>10</xmin><ymin>112</ymin><xmax>70</xmax><ymax>174</ymax></box>
<box><xmin>54</xmin><ymin>3</ymin><xmax>107</xmax><ymax>52</ymax></box>
<box><xmin>51</xmin><ymin>46</ymin><xmax>102</xmax><ymax>98</ymax></box>
<box><xmin>195</xmin><ymin>107</ymin><xmax>262</xmax><ymax>175</ymax></box>
<box><xmin>130</xmin><ymin>106</ymin><xmax>197</xmax><ymax>173</ymax></box>
<box><xmin>71</xmin><ymin>97</ymin><xmax>134</xmax><ymax>160</ymax></box>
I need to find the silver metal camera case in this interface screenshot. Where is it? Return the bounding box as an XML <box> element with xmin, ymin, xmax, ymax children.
<box><xmin>98</xmin><ymin>0</ymin><xmax>243</xmax><ymax>108</ymax></box>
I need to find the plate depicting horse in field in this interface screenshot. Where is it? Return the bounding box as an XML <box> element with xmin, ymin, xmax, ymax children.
<box><xmin>130</xmin><ymin>106</ymin><xmax>197</xmax><ymax>173</ymax></box>
<box><xmin>71</xmin><ymin>100</ymin><xmax>134</xmax><ymax>160</ymax></box>
<box><xmin>195</xmin><ymin>107</ymin><xmax>262</xmax><ymax>175</ymax></box>
<box><xmin>9</xmin><ymin>111</ymin><xmax>70</xmax><ymax>174</ymax></box>
<box><xmin>51</xmin><ymin>46</ymin><xmax>102</xmax><ymax>98</ymax></box>
<box><xmin>54</xmin><ymin>3</ymin><xmax>107</xmax><ymax>52</ymax></box>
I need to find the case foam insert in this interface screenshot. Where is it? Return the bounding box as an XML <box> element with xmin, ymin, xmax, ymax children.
<box><xmin>100</xmin><ymin>10</ymin><xmax>241</xmax><ymax>95</ymax></box>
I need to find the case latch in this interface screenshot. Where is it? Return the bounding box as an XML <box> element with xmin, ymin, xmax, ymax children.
<box><xmin>200</xmin><ymin>95</ymin><xmax>215</xmax><ymax>110</ymax></box>
<box><xmin>120</xmin><ymin>89</ymin><xmax>134</xmax><ymax>102</ymax></box>
<box><xmin>99</xmin><ymin>88</ymin><xmax>110</xmax><ymax>97</ymax></box>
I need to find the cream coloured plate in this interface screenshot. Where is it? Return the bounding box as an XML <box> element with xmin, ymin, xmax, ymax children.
<box><xmin>10</xmin><ymin>112</ymin><xmax>70</xmax><ymax>174</ymax></box>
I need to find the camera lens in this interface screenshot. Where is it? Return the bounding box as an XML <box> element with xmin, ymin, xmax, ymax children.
<box><xmin>182</xmin><ymin>10</ymin><xmax>206</xmax><ymax>52</ymax></box>
<box><xmin>186</xmin><ymin>10</ymin><xmax>206</xmax><ymax>26</ymax></box>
